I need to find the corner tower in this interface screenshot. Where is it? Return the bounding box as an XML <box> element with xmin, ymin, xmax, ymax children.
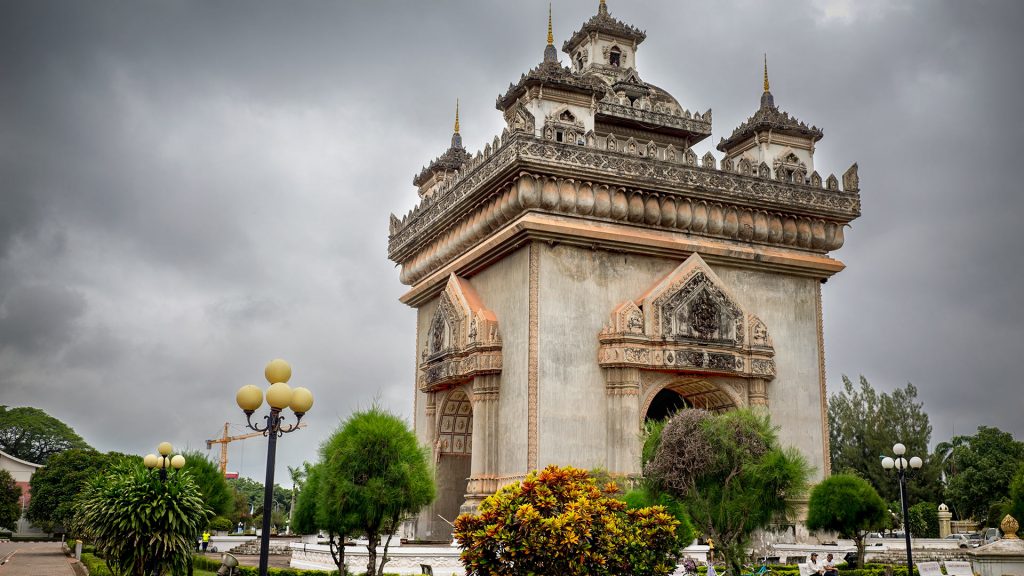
<box><xmin>389</xmin><ymin>3</ymin><xmax>861</xmax><ymax>540</ymax></box>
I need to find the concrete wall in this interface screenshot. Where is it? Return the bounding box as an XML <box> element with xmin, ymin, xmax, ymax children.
<box><xmin>536</xmin><ymin>244</ymin><xmax>679</xmax><ymax>470</ymax></box>
<box><xmin>709</xmin><ymin>266</ymin><xmax>826</xmax><ymax>480</ymax></box>
<box><xmin>467</xmin><ymin>246</ymin><xmax>530</xmax><ymax>477</ymax></box>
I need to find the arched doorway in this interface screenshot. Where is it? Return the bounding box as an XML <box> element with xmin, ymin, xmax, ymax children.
<box><xmin>434</xmin><ymin>388</ymin><xmax>472</xmax><ymax>535</ymax></box>
<box><xmin>645</xmin><ymin>388</ymin><xmax>689</xmax><ymax>423</ymax></box>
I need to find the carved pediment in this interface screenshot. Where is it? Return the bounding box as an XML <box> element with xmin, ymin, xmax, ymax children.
<box><xmin>420</xmin><ymin>275</ymin><xmax>502</xmax><ymax>391</ymax></box>
<box><xmin>599</xmin><ymin>253</ymin><xmax>775</xmax><ymax>379</ymax></box>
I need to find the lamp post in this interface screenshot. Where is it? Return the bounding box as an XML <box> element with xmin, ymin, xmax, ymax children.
<box><xmin>881</xmin><ymin>443</ymin><xmax>923</xmax><ymax>576</ymax></box>
<box><xmin>144</xmin><ymin>441</ymin><xmax>187</xmax><ymax>482</ymax></box>
<box><xmin>235</xmin><ymin>359</ymin><xmax>314</xmax><ymax>576</ymax></box>
<box><xmin>142</xmin><ymin>443</ymin><xmax>186</xmax><ymax>576</ymax></box>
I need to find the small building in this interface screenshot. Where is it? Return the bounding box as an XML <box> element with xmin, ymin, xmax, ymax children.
<box><xmin>0</xmin><ymin>449</ymin><xmax>44</xmax><ymax>535</ymax></box>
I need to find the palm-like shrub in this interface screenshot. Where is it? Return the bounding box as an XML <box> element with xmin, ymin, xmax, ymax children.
<box><xmin>74</xmin><ymin>461</ymin><xmax>211</xmax><ymax>576</ymax></box>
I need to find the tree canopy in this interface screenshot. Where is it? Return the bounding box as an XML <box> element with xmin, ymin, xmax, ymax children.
<box><xmin>937</xmin><ymin>426</ymin><xmax>1024</xmax><ymax>522</ymax></box>
<box><xmin>828</xmin><ymin>376</ymin><xmax>942</xmax><ymax>503</ymax></box>
<box><xmin>27</xmin><ymin>449</ymin><xmax>131</xmax><ymax>533</ymax></box>
<box><xmin>643</xmin><ymin>409</ymin><xmax>810</xmax><ymax>576</ymax></box>
<box><xmin>74</xmin><ymin>461</ymin><xmax>211</xmax><ymax>576</ymax></box>
<box><xmin>806</xmin><ymin>474</ymin><xmax>887</xmax><ymax>568</ymax></box>
<box><xmin>455</xmin><ymin>465</ymin><xmax>682</xmax><ymax>576</ymax></box>
<box><xmin>0</xmin><ymin>405</ymin><xmax>91</xmax><ymax>464</ymax></box>
<box><xmin>313</xmin><ymin>407</ymin><xmax>435</xmax><ymax>576</ymax></box>
<box><xmin>180</xmin><ymin>451</ymin><xmax>233</xmax><ymax>517</ymax></box>
<box><xmin>1008</xmin><ymin>462</ymin><xmax>1024</xmax><ymax>526</ymax></box>
<box><xmin>0</xmin><ymin>469</ymin><xmax>21</xmax><ymax>531</ymax></box>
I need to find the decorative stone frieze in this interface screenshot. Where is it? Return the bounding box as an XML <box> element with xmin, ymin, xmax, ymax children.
<box><xmin>389</xmin><ymin>134</ymin><xmax>859</xmax><ymax>284</ymax></box>
<box><xmin>418</xmin><ymin>275</ymin><xmax>502</xmax><ymax>391</ymax></box>
<box><xmin>598</xmin><ymin>253</ymin><xmax>775</xmax><ymax>379</ymax></box>
<box><xmin>395</xmin><ymin>167</ymin><xmax>852</xmax><ymax>285</ymax></box>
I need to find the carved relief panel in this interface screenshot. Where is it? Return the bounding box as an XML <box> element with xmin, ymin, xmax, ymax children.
<box><xmin>599</xmin><ymin>253</ymin><xmax>775</xmax><ymax>380</ymax></box>
<box><xmin>419</xmin><ymin>275</ymin><xmax>502</xmax><ymax>391</ymax></box>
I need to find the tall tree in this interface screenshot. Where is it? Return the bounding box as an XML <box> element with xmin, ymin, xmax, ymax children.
<box><xmin>74</xmin><ymin>461</ymin><xmax>211</xmax><ymax>576</ymax></box>
<box><xmin>27</xmin><ymin>449</ymin><xmax>131</xmax><ymax>533</ymax></box>
<box><xmin>1008</xmin><ymin>462</ymin><xmax>1024</xmax><ymax>526</ymax></box>
<box><xmin>828</xmin><ymin>376</ymin><xmax>942</xmax><ymax>503</ymax></box>
<box><xmin>321</xmin><ymin>407</ymin><xmax>435</xmax><ymax>576</ymax></box>
<box><xmin>937</xmin><ymin>426</ymin><xmax>1024</xmax><ymax>522</ymax></box>
<box><xmin>0</xmin><ymin>405</ymin><xmax>91</xmax><ymax>464</ymax></box>
<box><xmin>0</xmin><ymin>469</ymin><xmax>21</xmax><ymax>531</ymax></box>
<box><xmin>644</xmin><ymin>409</ymin><xmax>811</xmax><ymax>576</ymax></box>
<box><xmin>180</xmin><ymin>451</ymin><xmax>233</xmax><ymax>517</ymax></box>
<box><xmin>294</xmin><ymin>462</ymin><xmax>356</xmax><ymax>574</ymax></box>
<box><xmin>806</xmin><ymin>474</ymin><xmax>887</xmax><ymax>568</ymax></box>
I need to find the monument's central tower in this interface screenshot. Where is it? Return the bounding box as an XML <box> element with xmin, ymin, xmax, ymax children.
<box><xmin>388</xmin><ymin>1</ymin><xmax>861</xmax><ymax>539</ymax></box>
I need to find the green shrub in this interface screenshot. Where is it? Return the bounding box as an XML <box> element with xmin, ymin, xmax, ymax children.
<box><xmin>209</xmin><ymin>515</ymin><xmax>233</xmax><ymax>532</ymax></box>
<box><xmin>80</xmin><ymin>553</ymin><xmax>115</xmax><ymax>576</ymax></box>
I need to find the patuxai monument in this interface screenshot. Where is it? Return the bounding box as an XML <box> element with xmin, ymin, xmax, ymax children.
<box><xmin>387</xmin><ymin>1</ymin><xmax>861</xmax><ymax>539</ymax></box>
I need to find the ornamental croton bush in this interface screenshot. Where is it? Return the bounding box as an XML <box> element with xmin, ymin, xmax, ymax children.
<box><xmin>454</xmin><ymin>465</ymin><xmax>681</xmax><ymax>576</ymax></box>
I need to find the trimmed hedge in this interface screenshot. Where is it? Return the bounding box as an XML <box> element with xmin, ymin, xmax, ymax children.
<box><xmin>80</xmin><ymin>553</ymin><xmax>114</xmax><ymax>576</ymax></box>
<box><xmin>191</xmin><ymin>554</ymin><xmax>401</xmax><ymax>576</ymax></box>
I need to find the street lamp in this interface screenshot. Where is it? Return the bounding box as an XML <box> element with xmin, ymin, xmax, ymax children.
<box><xmin>881</xmin><ymin>442</ymin><xmax>923</xmax><ymax>576</ymax></box>
<box><xmin>142</xmin><ymin>443</ymin><xmax>187</xmax><ymax>576</ymax></box>
<box><xmin>236</xmin><ymin>359</ymin><xmax>314</xmax><ymax>576</ymax></box>
<box><xmin>144</xmin><ymin>441</ymin><xmax>186</xmax><ymax>482</ymax></box>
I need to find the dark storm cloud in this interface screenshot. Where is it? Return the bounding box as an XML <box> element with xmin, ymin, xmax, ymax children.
<box><xmin>0</xmin><ymin>0</ymin><xmax>1021</xmax><ymax>479</ymax></box>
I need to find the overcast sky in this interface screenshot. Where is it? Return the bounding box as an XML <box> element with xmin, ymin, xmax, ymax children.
<box><xmin>1</xmin><ymin>0</ymin><xmax>1021</xmax><ymax>484</ymax></box>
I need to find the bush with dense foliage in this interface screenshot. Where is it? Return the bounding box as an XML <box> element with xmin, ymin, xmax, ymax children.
<box><xmin>644</xmin><ymin>409</ymin><xmax>810</xmax><ymax>576</ymax></box>
<box><xmin>27</xmin><ymin>449</ymin><xmax>132</xmax><ymax>533</ymax></box>
<box><xmin>937</xmin><ymin>426</ymin><xmax>1024</xmax><ymax>522</ymax></box>
<box><xmin>295</xmin><ymin>408</ymin><xmax>434</xmax><ymax>576</ymax></box>
<box><xmin>907</xmin><ymin>501</ymin><xmax>939</xmax><ymax>538</ymax></box>
<box><xmin>74</xmin><ymin>461</ymin><xmax>212</xmax><ymax>576</ymax></box>
<box><xmin>455</xmin><ymin>465</ymin><xmax>682</xmax><ymax>576</ymax></box>
<box><xmin>806</xmin><ymin>474</ymin><xmax>887</xmax><ymax>568</ymax></box>
<box><xmin>0</xmin><ymin>469</ymin><xmax>21</xmax><ymax>530</ymax></box>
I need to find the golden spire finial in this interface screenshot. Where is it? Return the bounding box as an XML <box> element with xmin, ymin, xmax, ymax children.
<box><xmin>763</xmin><ymin>53</ymin><xmax>770</xmax><ymax>93</ymax></box>
<box><xmin>547</xmin><ymin>3</ymin><xmax>553</xmax><ymax>46</ymax></box>
<box><xmin>600</xmin><ymin>0</ymin><xmax>608</xmax><ymax>14</ymax></box>
<box><xmin>454</xmin><ymin>99</ymin><xmax>460</xmax><ymax>134</ymax></box>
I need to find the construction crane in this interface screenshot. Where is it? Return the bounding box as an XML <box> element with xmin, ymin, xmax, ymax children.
<box><xmin>205</xmin><ymin>422</ymin><xmax>305</xmax><ymax>476</ymax></box>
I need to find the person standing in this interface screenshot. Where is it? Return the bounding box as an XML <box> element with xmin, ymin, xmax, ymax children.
<box><xmin>201</xmin><ymin>530</ymin><xmax>211</xmax><ymax>553</ymax></box>
<box><xmin>807</xmin><ymin>552</ymin><xmax>824</xmax><ymax>575</ymax></box>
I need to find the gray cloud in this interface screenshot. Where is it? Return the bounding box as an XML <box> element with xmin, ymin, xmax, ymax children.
<box><xmin>0</xmin><ymin>0</ymin><xmax>1020</xmax><ymax>481</ymax></box>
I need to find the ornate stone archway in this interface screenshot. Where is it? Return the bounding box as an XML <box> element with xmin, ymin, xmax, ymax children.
<box><xmin>419</xmin><ymin>274</ymin><xmax>502</xmax><ymax>516</ymax></box>
<box><xmin>599</xmin><ymin>253</ymin><xmax>775</xmax><ymax>474</ymax></box>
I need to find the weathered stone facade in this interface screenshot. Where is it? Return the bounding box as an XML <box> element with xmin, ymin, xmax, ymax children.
<box><xmin>389</xmin><ymin>1</ymin><xmax>861</xmax><ymax>540</ymax></box>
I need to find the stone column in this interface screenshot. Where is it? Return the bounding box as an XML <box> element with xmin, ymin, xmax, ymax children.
<box><xmin>938</xmin><ymin>503</ymin><xmax>953</xmax><ymax>538</ymax></box>
<box><xmin>424</xmin><ymin>392</ymin><xmax>438</xmax><ymax>461</ymax></box>
<box><xmin>748</xmin><ymin>377</ymin><xmax>769</xmax><ymax>412</ymax></box>
<box><xmin>605</xmin><ymin>367</ymin><xmax>642</xmax><ymax>475</ymax></box>
<box><xmin>462</xmin><ymin>375</ymin><xmax>500</xmax><ymax>513</ymax></box>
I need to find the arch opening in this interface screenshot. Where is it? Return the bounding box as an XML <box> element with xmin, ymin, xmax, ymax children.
<box><xmin>433</xmin><ymin>388</ymin><xmax>472</xmax><ymax>538</ymax></box>
<box><xmin>645</xmin><ymin>388</ymin><xmax>689</xmax><ymax>423</ymax></box>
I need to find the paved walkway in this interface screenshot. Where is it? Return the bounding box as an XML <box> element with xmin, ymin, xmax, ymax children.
<box><xmin>0</xmin><ymin>542</ymin><xmax>77</xmax><ymax>576</ymax></box>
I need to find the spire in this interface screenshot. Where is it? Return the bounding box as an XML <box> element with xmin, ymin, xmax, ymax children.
<box><xmin>599</xmin><ymin>0</ymin><xmax>608</xmax><ymax>16</ymax></box>
<box><xmin>543</xmin><ymin>3</ymin><xmax>558</xmax><ymax>63</ymax></box>
<box><xmin>547</xmin><ymin>3</ymin><xmax>554</xmax><ymax>45</ymax></box>
<box><xmin>451</xmin><ymin>99</ymin><xmax>463</xmax><ymax>149</ymax></box>
<box><xmin>760</xmin><ymin>53</ymin><xmax>775</xmax><ymax>109</ymax></box>
<box><xmin>763</xmin><ymin>54</ymin><xmax>770</xmax><ymax>93</ymax></box>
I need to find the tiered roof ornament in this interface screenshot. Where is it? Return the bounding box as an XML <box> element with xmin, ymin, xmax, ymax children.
<box><xmin>496</xmin><ymin>5</ymin><xmax>607</xmax><ymax>111</ymax></box>
<box><xmin>562</xmin><ymin>0</ymin><xmax>646</xmax><ymax>54</ymax></box>
<box><xmin>717</xmin><ymin>56</ymin><xmax>824</xmax><ymax>154</ymax></box>
<box><xmin>413</xmin><ymin>99</ymin><xmax>473</xmax><ymax>193</ymax></box>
